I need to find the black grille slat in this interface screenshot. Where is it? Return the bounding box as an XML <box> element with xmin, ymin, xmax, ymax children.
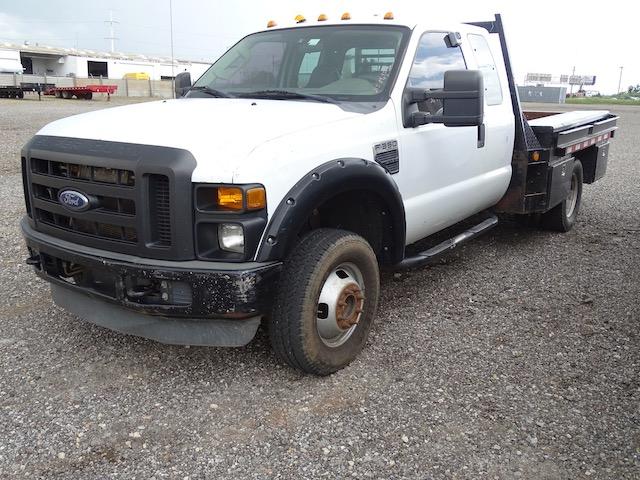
<box><xmin>30</xmin><ymin>172</ymin><xmax>136</xmax><ymax>199</ymax></box>
<box><xmin>35</xmin><ymin>208</ymin><xmax>138</xmax><ymax>244</ymax></box>
<box><xmin>32</xmin><ymin>184</ymin><xmax>136</xmax><ymax>216</ymax></box>
<box><xmin>31</xmin><ymin>158</ymin><xmax>135</xmax><ymax>187</ymax></box>
<box><xmin>31</xmin><ymin>198</ymin><xmax>136</xmax><ymax>227</ymax></box>
<box><xmin>149</xmin><ymin>175</ymin><xmax>172</xmax><ymax>247</ymax></box>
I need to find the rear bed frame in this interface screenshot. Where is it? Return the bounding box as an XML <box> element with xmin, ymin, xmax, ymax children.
<box><xmin>467</xmin><ymin>14</ymin><xmax>618</xmax><ymax>215</ymax></box>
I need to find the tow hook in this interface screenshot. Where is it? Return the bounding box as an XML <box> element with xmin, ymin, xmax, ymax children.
<box><xmin>26</xmin><ymin>254</ymin><xmax>41</xmax><ymax>266</ymax></box>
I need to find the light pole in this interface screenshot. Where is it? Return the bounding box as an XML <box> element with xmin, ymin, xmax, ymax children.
<box><xmin>617</xmin><ymin>66</ymin><xmax>624</xmax><ymax>94</ymax></box>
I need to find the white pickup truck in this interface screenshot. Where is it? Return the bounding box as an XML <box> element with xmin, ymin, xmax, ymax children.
<box><xmin>21</xmin><ymin>13</ymin><xmax>617</xmax><ymax>374</ymax></box>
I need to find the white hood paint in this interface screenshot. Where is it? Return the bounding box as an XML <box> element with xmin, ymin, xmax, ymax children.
<box><xmin>36</xmin><ymin>98</ymin><xmax>398</xmax><ymax>221</ymax></box>
<box><xmin>37</xmin><ymin>98</ymin><xmax>363</xmax><ymax>183</ymax></box>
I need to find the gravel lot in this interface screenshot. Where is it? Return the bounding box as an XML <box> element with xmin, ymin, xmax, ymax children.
<box><xmin>0</xmin><ymin>97</ymin><xmax>638</xmax><ymax>479</ymax></box>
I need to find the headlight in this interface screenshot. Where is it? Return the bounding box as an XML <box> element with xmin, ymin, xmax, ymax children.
<box><xmin>218</xmin><ymin>223</ymin><xmax>244</xmax><ymax>254</ymax></box>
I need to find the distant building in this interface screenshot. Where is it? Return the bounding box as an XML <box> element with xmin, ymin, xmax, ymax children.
<box><xmin>518</xmin><ymin>85</ymin><xmax>567</xmax><ymax>104</ymax></box>
<box><xmin>0</xmin><ymin>42</ymin><xmax>211</xmax><ymax>81</ymax></box>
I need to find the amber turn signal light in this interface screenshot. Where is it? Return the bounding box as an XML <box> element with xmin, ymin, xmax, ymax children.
<box><xmin>246</xmin><ymin>187</ymin><xmax>267</xmax><ymax>210</ymax></box>
<box><xmin>217</xmin><ymin>187</ymin><xmax>244</xmax><ymax>211</ymax></box>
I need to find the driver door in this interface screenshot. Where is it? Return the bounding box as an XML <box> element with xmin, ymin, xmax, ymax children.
<box><xmin>395</xmin><ymin>31</ymin><xmax>504</xmax><ymax>244</ymax></box>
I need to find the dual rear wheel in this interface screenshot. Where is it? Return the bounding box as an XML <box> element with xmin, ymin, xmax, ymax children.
<box><xmin>541</xmin><ymin>159</ymin><xmax>583</xmax><ymax>232</ymax></box>
<box><xmin>518</xmin><ymin>159</ymin><xmax>584</xmax><ymax>232</ymax></box>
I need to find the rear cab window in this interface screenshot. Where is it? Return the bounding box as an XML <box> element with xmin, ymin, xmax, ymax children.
<box><xmin>467</xmin><ymin>34</ymin><xmax>503</xmax><ymax>106</ymax></box>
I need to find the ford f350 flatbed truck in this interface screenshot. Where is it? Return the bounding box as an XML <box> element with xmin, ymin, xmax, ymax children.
<box><xmin>20</xmin><ymin>13</ymin><xmax>617</xmax><ymax>374</ymax></box>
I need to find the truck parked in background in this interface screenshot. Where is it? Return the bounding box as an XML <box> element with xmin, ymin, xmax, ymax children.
<box><xmin>20</xmin><ymin>13</ymin><xmax>617</xmax><ymax>374</ymax></box>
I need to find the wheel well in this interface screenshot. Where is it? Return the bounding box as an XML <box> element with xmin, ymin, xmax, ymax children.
<box><xmin>297</xmin><ymin>189</ymin><xmax>397</xmax><ymax>264</ymax></box>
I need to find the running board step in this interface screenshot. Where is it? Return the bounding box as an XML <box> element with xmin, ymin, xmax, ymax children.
<box><xmin>396</xmin><ymin>215</ymin><xmax>498</xmax><ymax>270</ymax></box>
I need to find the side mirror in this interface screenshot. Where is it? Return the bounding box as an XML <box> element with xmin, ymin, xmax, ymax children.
<box><xmin>174</xmin><ymin>71</ymin><xmax>192</xmax><ymax>98</ymax></box>
<box><xmin>406</xmin><ymin>70</ymin><xmax>484</xmax><ymax>128</ymax></box>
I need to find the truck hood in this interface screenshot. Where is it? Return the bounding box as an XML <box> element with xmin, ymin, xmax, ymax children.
<box><xmin>37</xmin><ymin>98</ymin><xmax>361</xmax><ymax>181</ymax></box>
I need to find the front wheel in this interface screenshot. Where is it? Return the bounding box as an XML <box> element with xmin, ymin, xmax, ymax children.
<box><xmin>269</xmin><ymin>229</ymin><xmax>380</xmax><ymax>375</ymax></box>
<box><xmin>542</xmin><ymin>159</ymin><xmax>583</xmax><ymax>232</ymax></box>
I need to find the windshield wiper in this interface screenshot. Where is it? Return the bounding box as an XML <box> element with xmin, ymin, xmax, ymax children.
<box><xmin>188</xmin><ymin>86</ymin><xmax>233</xmax><ymax>98</ymax></box>
<box><xmin>238</xmin><ymin>90</ymin><xmax>336</xmax><ymax>104</ymax></box>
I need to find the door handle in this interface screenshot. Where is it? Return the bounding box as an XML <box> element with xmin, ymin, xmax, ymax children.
<box><xmin>477</xmin><ymin>124</ymin><xmax>485</xmax><ymax>148</ymax></box>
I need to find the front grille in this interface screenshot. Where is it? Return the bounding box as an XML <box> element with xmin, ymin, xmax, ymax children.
<box><xmin>149</xmin><ymin>174</ymin><xmax>172</xmax><ymax>247</ymax></box>
<box><xmin>28</xmin><ymin>157</ymin><xmax>150</xmax><ymax>249</ymax></box>
<box><xmin>23</xmin><ymin>136</ymin><xmax>196</xmax><ymax>261</ymax></box>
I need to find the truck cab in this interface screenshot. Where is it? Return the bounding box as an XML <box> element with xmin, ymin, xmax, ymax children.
<box><xmin>20</xmin><ymin>13</ymin><xmax>616</xmax><ymax>374</ymax></box>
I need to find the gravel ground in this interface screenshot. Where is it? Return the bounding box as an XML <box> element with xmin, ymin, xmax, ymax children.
<box><xmin>0</xmin><ymin>98</ymin><xmax>638</xmax><ymax>479</ymax></box>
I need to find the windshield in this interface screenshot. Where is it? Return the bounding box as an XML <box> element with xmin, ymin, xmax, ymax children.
<box><xmin>191</xmin><ymin>25</ymin><xmax>409</xmax><ymax>102</ymax></box>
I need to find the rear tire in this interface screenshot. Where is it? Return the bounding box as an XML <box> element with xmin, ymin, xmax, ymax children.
<box><xmin>542</xmin><ymin>159</ymin><xmax>583</xmax><ymax>232</ymax></box>
<box><xmin>269</xmin><ymin>229</ymin><xmax>380</xmax><ymax>375</ymax></box>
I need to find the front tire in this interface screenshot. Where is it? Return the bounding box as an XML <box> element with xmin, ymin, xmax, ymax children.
<box><xmin>269</xmin><ymin>229</ymin><xmax>380</xmax><ymax>375</ymax></box>
<box><xmin>542</xmin><ymin>159</ymin><xmax>583</xmax><ymax>232</ymax></box>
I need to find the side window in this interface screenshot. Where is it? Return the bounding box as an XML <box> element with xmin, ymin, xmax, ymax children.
<box><xmin>408</xmin><ymin>32</ymin><xmax>466</xmax><ymax>114</ymax></box>
<box><xmin>408</xmin><ymin>32</ymin><xmax>466</xmax><ymax>89</ymax></box>
<box><xmin>467</xmin><ymin>34</ymin><xmax>502</xmax><ymax>105</ymax></box>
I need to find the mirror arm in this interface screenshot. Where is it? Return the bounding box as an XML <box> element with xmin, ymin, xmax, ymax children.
<box><xmin>406</xmin><ymin>88</ymin><xmax>480</xmax><ymax>104</ymax></box>
<box><xmin>410</xmin><ymin>112</ymin><xmax>445</xmax><ymax>127</ymax></box>
<box><xmin>411</xmin><ymin>112</ymin><xmax>485</xmax><ymax>128</ymax></box>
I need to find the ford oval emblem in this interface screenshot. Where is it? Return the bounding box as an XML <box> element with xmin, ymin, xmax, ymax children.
<box><xmin>58</xmin><ymin>189</ymin><xmax>91</xmax><ymax>212</ymax></box>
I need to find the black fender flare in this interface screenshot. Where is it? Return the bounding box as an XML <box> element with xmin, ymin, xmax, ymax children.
<box><xmin>256</xmin><ymin>158</ymin><xmax>406</xmax><ymax>263</ymax></box>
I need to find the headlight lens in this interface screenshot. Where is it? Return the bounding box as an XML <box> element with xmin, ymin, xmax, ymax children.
<box><xmin>218</xmin><ymin>223</ymin><xmax>244</xmax><ymax>253</ymax></box>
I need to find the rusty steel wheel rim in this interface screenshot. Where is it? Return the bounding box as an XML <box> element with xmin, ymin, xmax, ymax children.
<box><xmin>316</xmin><ymin>262</ymin><xmax>365</xmax><ymax>348</ymax></box>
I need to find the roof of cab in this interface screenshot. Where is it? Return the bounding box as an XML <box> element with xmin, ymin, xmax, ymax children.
<box><xmin>259</xmin><ymin>12</ymin><xmax>418</xmax><ymax>32</ymax></box>
<box><xmin>255</xmin><ymin>13</ymin><xmax>488</xmax><ymax>38</ymax></box>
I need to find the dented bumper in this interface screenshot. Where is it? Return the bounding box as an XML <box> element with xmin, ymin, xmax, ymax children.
<box><xmin>21</xmin><ymin>217</ymin><xmax>281</xmax><ymax>346</ymax></box>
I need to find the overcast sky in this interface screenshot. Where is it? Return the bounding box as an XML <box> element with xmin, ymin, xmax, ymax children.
<box><xmin>0</xmin><ymin>0</ymin><xmax>637</xmax><ymax>93</ymax></box>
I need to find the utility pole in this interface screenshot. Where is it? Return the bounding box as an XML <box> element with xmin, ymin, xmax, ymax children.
<box><xmin>569</xmin><ymin>66</ymin><xmax>575</xmax><ymax>96</ymax></box>
<box><xmin>617</xmin><ymin>66</ymin><xmax>624</xmax><ymax>94</ymax></box>
<box><xmin>105</xmin><ymin>10</ymin><xmax>119</xmax><ymax>53</ymax></box>
<box><xmin>169</xmin><ymin>0</ymin><xmax>176</xmax><ymax>98</ymax></box>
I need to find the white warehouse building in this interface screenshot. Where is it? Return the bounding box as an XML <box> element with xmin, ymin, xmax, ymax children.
<box><xmin>0</xmin><ymin>42</ymin><xmax>211</xmax><ymax>81</ymax></box>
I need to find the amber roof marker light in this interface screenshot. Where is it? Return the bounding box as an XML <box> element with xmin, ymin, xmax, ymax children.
<box><xmin>341</xmin><ymin>12</ymin><xmax>351</xmax><ymax>20</ymax></box>
<box><xmin>317</xmin><ymin>14</ymin><xmax>328</xmax><ymax>21</ymax></box>
<box><xmin>266</xmin><ymin>20</ymin><xmax>277</xmax><ymax>28</ymax></box>
<box><xmin>295</xmin><ymin>14</ymin><xmax>306</xmax><ymax>23</ymax></box>
<box><xmin>384</xmin><ymin>11</ymin><xmax>394</xmax><ymax>20</ymax></box>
